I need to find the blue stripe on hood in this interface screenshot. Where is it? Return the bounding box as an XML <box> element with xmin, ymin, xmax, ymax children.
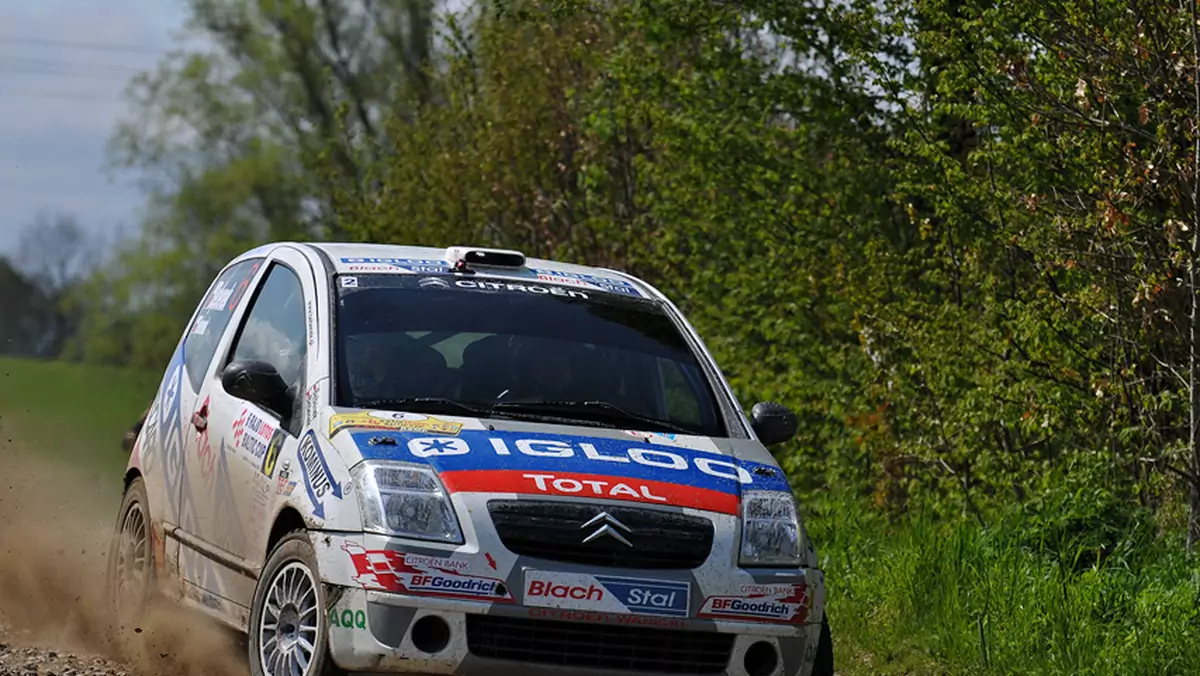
<box><xmin>347</xmin><ymin>429</ymin><xmax>791</xmax><ymax>496</ymax></box>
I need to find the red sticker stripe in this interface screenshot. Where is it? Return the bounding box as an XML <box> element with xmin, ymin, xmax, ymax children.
<box><xmin>438</xmin><ymin>469</ymin><xmax>739</xmax><ymax>514</ymax></box>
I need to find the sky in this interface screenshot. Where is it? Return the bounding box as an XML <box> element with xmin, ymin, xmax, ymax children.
<box><xmin>0</xmin><ymin>0</ymin><xmax>188</xmax><ymax>255</ymax></box>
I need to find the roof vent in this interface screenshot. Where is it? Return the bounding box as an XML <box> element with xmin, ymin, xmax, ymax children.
<box><xmin>444</xmin><ymin>246</ymin><xmax>526</xmax><ymax>270</ymax></box>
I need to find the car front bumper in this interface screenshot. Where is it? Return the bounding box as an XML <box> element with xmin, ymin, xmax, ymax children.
<box><xmin>314</xmin><ymin>533</ymin><xmax>826</xmax><ymax>676</ymax></box>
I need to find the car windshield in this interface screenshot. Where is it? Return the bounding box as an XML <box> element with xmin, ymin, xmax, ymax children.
<box><xmin>334</xmin><ymin>273</ymin><xmax>727</xmax><ymax>437</ymax></box>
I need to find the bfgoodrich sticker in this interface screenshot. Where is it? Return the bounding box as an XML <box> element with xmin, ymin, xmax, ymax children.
<box><xmin>698</xmin><ymin>583</ymin><xmax>810</xmax><ymax>624</ymax></box>
<box><xmin>342</xmin><ymin>542</ymin><xmax>512</xmax><ymax>603</ymax></box>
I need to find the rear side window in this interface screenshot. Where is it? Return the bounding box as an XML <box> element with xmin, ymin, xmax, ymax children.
<box><xmin>227</xmin><ymin>263</ymin><xmax>308</xmax><ymax>391</ymax></box>
<box><xmin>184</xmin><ymin>259</ymin><xmax>264</xmax><ymax>390</ymax></box>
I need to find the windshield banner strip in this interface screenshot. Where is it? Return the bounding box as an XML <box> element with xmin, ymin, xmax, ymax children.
<box><xmin>348</xmin><ymin>430</ymin><xmax>791</xmax><ymax>499</ymax></box>
<box><xmin>335</xmin><ymin>257</ymin><xmax>645</xmax><ymax>297</ymax></box>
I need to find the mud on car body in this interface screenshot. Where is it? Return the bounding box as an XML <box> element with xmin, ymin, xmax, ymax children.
<box><xmin>106</xmin><ymin>243</ymin><xmax>833</xmax><ymax>676</ymax></box>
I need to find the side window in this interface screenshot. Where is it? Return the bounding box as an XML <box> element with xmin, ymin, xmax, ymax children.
<box><xmin>226</xmin><ymin>264</ymin><xmax>308</xmax><ymax>424</ymax></box>
<box><xmin>659</xmin><ymin>358</ymin><xmax>703</xmax><ymax>427</ymax></box>
<box><xmin>184</xmin><ymin>259</ymin><xmax>264</xmax><ymax>391</ymax></box>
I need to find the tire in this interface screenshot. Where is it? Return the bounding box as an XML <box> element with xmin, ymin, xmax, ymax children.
<box><xmin>248</xmin><ymin>531</ymin><xmax>344</xmax><ymax>676</ymax></box>
<box><xmin>105</xmin><ymin>477</ymin><xmax>156</xmax><ymax>631</ymax></box>
<box><xmin>811</xmin><ymin>614</ymin><xmax>833</xmax><ymax>676</ymax></box>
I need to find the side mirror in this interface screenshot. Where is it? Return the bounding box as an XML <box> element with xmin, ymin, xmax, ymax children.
<box><xmin>221</xmin><ymin>360</ymin><xmax>292</xmax><ymax>418</ymax></box>
<box><xmin>751</xmin><ymin>401</ymin><xmax>799</xmax><ymax>446</ymax></box>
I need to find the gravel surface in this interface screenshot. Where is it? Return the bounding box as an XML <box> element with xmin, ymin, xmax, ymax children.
<box><xmin>0</xmin><ymin>438</ymin><xmax>246</xmax><ymax>676</ymax></box>
<box><xmin>0</xmin><ymin>616</ymin><xmax>250</xmax><ymax>676</ymax></box>
<box><xmin>0</xmin><ymin>623</ymin><xmax>128</xmax><ymax>676</ymax></box>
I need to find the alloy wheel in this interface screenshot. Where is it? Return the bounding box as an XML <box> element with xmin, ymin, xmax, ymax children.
<box><xmin>113</xmin><ymin>500</ymin><xmax>148</xmax><ymax>616</ymax></box>
<box><xmin>258</xmin><ymin>561</ymin><xmax>321</xmax><ymax>676</ymax></box>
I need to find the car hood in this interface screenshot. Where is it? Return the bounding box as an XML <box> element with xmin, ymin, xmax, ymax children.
<box><xmin>321</xmin><ymin>408</ymin><xmax>791</xmax><ymax>516</ymax></box>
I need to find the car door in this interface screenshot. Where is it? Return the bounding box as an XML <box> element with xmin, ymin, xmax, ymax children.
<box><xmin>171</xmin><ymin>257</ymin><xmax>269</xmax><ymax>608</ymax></box>
<box><xmin>157</xmin><ymin>257</ymin><xmax>265</xmax><ymax>577</ymax></box>
<box><xmin>180</xmin><ymin>248</ymin><xmax>319</xmax><ymax>612</ymax></box>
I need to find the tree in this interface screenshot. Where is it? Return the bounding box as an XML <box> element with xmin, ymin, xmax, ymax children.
<box><xmin>12</xmin><ymin>211</ymin><xmax>102</xmax><ymax>357</ymax></box>
<box><xmin>75</xmin><ymin>0</ymin><xmax>442</xmax><ymax>368</ymax></box>
<box><xmin>15</xmin><ymin>211</ymin><xmax>96</xmax><ymax>300</ymax></box>
<box><xmin>870</xmin><ymin>0</ymin><xmax>1200</xmax><ymax>540</ymax></box>
<box><xmin>0</xmin><ymin>257</ymin><xmax>51</xmax><ymax>357</ymax></box>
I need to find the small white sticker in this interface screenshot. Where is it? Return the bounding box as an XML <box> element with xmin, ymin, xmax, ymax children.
<box><xmin>369</xmin><ymin>411</ymin><xmax>428</xmax><ymax>421</ymax></box>
<box><xmin>341</xmin><ymin>276</ymin><xmax>359</xmax><ymax>288</ymax></box>
<box><xmin>191</xmin><ymin>316</ymin><xmax>210</xmax><ymax>336</ymax></box>
<box><xmin>204</xmin><ymin>282</ymin><xmax>234</xmax><ymax>310</ymax></box>
<box><xmin>407</xmin><ymin>437</ymin><xmax>471</xmax><ymax>458</ymax></box>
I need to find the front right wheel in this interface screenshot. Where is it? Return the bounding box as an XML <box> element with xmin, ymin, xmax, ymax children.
<box><xmin>811</xmin><ymin>614</ymin><xmax>833</xmax><ymax>676</ymax></box>
<box><xmin>248</xmin><ymin>531</ymin><xmax>343</xmax><ymax>676</ymax></box>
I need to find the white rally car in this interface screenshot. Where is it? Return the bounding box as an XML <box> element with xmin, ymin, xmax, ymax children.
<box><xmin>106</xmin><ymin>242</ymin><xmax>832</xmax><ymax>676</ymax></box>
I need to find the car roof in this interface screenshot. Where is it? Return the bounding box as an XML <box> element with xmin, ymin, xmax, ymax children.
<box><xmin>297</xmin><ymin>242</ymin><xmax>656</xmax><ymax>299</ymax></box>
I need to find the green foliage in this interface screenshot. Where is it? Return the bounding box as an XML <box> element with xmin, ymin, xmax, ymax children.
<box><xmin>863</xmin><ymin>0</ymin><xmax>1200</xmax><ymax>523</ymax></box>
<box><xmin>817</xmin><ymin>492</ymin><xmax>1200</xmax><ymax>675</ymax></box>
<box><xmin>1012</xmin><ymin>483</ymin><xmax>1154</xmax><ymax>572</ymax></box>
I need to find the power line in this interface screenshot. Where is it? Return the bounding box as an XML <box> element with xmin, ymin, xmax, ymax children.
<box><xmin>0</xmin><ymin>64</ymin><xmax>137</xmax><ymax>82</ymax></box>
<box><xmin>0</xmin><ymin>56</ymin><xmax>149</xmax><ymax>83</ymax></box>
<box><xmin>0</xmin><ymin>89</ymin><xmax>124</xmax><ymax>103</ymax></box>
<box><xmin>0</xmin><ymin>35</ymin><xmax>169</xmax><ymax>56</ymax></box>
<box><xmin>6</xmin><ymin>56</ymin><xmax>150</xmax><ymax>74</ymax></box>
<box><xmin>0</xmin><ymin>55</ymin><xmax>152</xmax><ymax>88</ymax></box>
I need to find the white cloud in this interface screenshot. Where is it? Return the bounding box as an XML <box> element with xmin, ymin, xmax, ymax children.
<box><xmin>0</xmin><ymin>0</ymin><xmax>188</xmax><ymax>253</ymax></box>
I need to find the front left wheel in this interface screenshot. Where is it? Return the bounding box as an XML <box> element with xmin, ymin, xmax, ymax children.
<box><xmin>248</xmin><ymin>531</ymin><xmax>343</xmax><ymax>676</ymax></box>
<box><xmin>105</xmin><ymin>477</ymin><xmax>156</xmax><ymax>630</ymax></box>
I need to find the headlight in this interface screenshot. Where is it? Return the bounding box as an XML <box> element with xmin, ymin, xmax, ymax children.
<box><xmin>739</xmin><ymin>490</ymin><xmax>802</xmax><ymax>567</ymax></box>
<box><xmin>352</xmin><ymin>461</ymin><xmax>464</xmax><ymax>544</ymax></box>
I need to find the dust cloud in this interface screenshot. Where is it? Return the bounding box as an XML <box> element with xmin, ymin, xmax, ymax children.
<box><xmin>0</xmin><ymin>436</ymin><xmax>247</xmax><ymax>676</ymax></box>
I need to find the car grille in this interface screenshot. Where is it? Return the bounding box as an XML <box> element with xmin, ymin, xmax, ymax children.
<box><xmin>487</xmin><ymin>500</ymin><xmax>714</xmax><ymax>569</ymax></box>
<box><xmin>466</xmin><ymin>615</ymin><xmax>733</xmax><ymax>674</ymax></box>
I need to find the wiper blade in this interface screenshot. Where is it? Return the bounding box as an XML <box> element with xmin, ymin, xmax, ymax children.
<box><xmin>355</xmin><ymin>398</ymin><xmax>694</xmax><ymax>434</ymax></box>
<box><xmin>490</xmin><ymin>400</ymin><xmax>693</xmax><ymax>434</ymax></box>
<box><xmin>353</xmin><ymin>397</ymin><xmax>493</xmax><ymax>417</ymax></box>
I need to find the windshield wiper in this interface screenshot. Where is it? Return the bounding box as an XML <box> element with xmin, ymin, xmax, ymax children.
<box><xmin>353</xmin><ymin>397</ymin><xmax>494</xmax><ymax>418</ymax></box>
<box><xmin>490</xmin><ymin>400</ymin><xmax>693</xmax><ymax>434</ymax></box>
<box><xmin>354</xmin><ymin>398</ymin><xmax>695</xmax><ymax>435</ymax></box>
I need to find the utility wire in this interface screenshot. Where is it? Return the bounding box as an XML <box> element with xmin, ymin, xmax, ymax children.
<box><xmin>0</xmin><ymin>55</ymin><xmax>154</xmax><ymax>96</ymax></box>
<box><xmin>0</xmin><ymin>65</ymin><xmax>137</xmax><ymax>82</ymax></box>
<box><xmin>0</xmin><ymin>35</ymin><xmax>169</xmax><ymax>56</ymax></box>
<box><xmin>0</xmin><ymin>89</ymin><xmax>124</xmax><ymax>103</ymax></box>
<box><xmin>0</xmin><ymin>57</ymin><xmax>143</xmax><ymax>102</ymax></box>
<box><xmin>6</xmin><ymin>56</ymin><xmax>150</xmax><ymax>74</ymax></box>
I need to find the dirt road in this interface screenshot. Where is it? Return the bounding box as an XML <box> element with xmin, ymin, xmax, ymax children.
<box><xmin>0</xmin><ymin>436</ymin><xmax>246</xmax><ymax>676</ymax></box>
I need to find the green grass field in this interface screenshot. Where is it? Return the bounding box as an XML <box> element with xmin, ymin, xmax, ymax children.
<box><xmin>1</xmin><ymin>357</ymin><xmax>1195</xmax><ymax>675</ymax></box>
<box><xmin>0</xmin><ymin>356</ymin><xmax>160</xmax><ymax>473</ymax></box>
